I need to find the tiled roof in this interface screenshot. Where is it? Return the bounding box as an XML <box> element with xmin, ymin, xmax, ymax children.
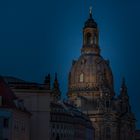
<box><xmin>3</xmin><ymin>76</ymin><xmax>46</xmax><ymax>90</ymax></box>
<box><xmin>4</xmin><ymin>76</ymin><xmax>26</xmax><ymax>83</ymax></box>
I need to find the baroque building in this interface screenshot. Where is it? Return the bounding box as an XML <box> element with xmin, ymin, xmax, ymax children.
<box><xmin>49</xmin><ymin>73</ymin><xmax>94</xmax><ymax>140</ymax></box>
<box><xmin>68</xmin><ymin>8</ymin><xmax>136</xmax><ymax>140</ymax></box>
<box><xmin>50</xmin><ymin>101</ymin><xmax>94</xmax><ymax>140</ymax></box>
<box><xmin>1</xmin><ymin>74</ymin><xmax>94</xmax><ymax>140</ymax></box>
<box><xmin>4</xmin><ymin>76</ymin><xmax>50</xmax><ymax>140</ymax></box>
<box><xmin>0</xmin><ymin>76</ymin><xmax>30</xmax><ymax>140</ymax></box>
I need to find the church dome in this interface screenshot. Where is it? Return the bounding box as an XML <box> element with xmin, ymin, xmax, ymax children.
<box><xmin>68</xmin><ymin>8</ymin><xmax>114</xmax><ymax>99</ymax></box>
<box><xmin>68</xmin><ymin>54</ymin><xmax>114</xmax><ymax>96</ymax></box>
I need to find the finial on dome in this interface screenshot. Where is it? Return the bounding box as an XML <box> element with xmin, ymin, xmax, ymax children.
<box><xmin>120</xmin><ymin>77</ymin><xmax>128</xmax><ymax>96</ymax></box>
<box><xmin>89</xmin><ymin>6</ymin><xmax>93</xmax><ymax>18</ymax></box>
<box><xmin>89</xmin><ymin>6</ymin><xmax>92</xmax><ymax>14</ymax></box>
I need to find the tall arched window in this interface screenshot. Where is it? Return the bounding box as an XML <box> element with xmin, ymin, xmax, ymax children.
<box><xmin>86</xmin><ymin>33</ymin><xmax>92</xmax><ymax>45</ymax></box>
<box><xmin>80</xmin><ymin>73</ymin><xmax>84</xmax><ymax>82</ymax></box>
<box><xmin>94</xmin><ymin>34</ymin><xmax>97</xmax><ymax>44</ymax></box>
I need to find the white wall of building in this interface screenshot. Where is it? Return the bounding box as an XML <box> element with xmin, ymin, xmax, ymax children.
<box><xmin>12</xmin><ymin>89</ymin><xmax>50</xmax><ymax>140</ymax></box>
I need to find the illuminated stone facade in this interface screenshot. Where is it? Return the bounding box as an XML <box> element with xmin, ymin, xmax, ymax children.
<box><xmin>68</xmin><ymin>9</ymin><xmax>136</xmax><ymax>140</ymax></box>
<box><xmin>50</xmin><ymin>74</ymin><xmax>94</xmax><ymax>140</ymax></box>
<box><xmin>50</xmin><ymin>101</ymin><xmax>94</xmax><ymax>140</ymax></box>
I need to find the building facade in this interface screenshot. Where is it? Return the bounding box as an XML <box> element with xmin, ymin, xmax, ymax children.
<box><xmin>50</xmin><ymin>74</ymin><xmax>94</xmax><ymax>140</ymax></box>
<box><xmin>0</xmin><ymin>76</ymin><xmax>30</xmax><ymax>140</ymax></box>
<box><xmin>4</xmin><ymin>76</ymin><xmax>50</xmax><ymax>140</ymax></box>
<box><xmin>68</xmin><ymin>8</ymin><xmax>136</xmax><ymax>140</ymax></box>
<box><xmin>2</xmin><ymin>74</ymin><xmax>94</xmax><ymax>140</ymax></box>
<box><xmin>50</xmin><ymin>101</ymin><xmax>94</xmax><ymax>140</ymax></box>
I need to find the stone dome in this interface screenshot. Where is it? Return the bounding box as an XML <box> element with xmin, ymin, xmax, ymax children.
<box><xmin>68</xmin><ymin>53</ymin><xmax>114</xmax><ymax>97</ymax></box>
<box><xmin>68</xmin><ymin>8</ymin><xmax>115</xmax><ymax>99</ymax></box>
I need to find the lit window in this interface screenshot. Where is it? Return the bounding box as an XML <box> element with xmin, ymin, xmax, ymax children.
<box><xmin>80</xmin><ymin>73</ymin><xmax>84</xmax><ymax>82</ymax></box>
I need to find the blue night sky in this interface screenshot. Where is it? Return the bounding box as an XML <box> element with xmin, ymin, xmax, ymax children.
<box><xmin>0</xmin><ymin>0</ymin><xmax>140</xmax><ymax>128</ymax></box>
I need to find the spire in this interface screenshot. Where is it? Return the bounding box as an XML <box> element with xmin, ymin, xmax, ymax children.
<box><xmin>84</xmin><ymin>5</ymin><xmax>97</xmax><ymax>29</ymax></box>
<box><xmin>119</xmin><ymin>77</ymin><xmax>130</xmax><ymax>113</ymax></box>
<box><xmin>54</xmin><ymin>73</ymin><xmax>59</xmax><ymax>89</ymax></box>
<box><xmin>81</xmin><ymin>6</ymin><xmax>100</xmax><ymax>55</ymax></box>
<box><xmin>89</xmin><ymin>6</ymin><xmax>93</xmax><ymax>18</ymax></box>
<box><xmin>120</xmin><ymin>77</ymin><xmax>128</xmax><ymax>97</ymax></box>
<box><xmin>51</xmin><ymin>73</ymin><xmax>61</xmax><ymax>102</ymax></box>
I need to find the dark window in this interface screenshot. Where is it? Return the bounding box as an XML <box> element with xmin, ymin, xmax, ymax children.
<box><xmin>52</xmin><ymin>132</ymin><xmax>54</xmax><ymax>136</ymax></box>
<box><xmin>106</xmin><ymin>101</ymin><xmax>110</xmax><ymax>108</ymax></box>
<box><xmin>106</xmin><ymin>127</ymin><xmax>111</xmax><ymax>139</ymax></box>
<box><xmin>94</xmin><ymin>33</ymin><xmax>97</xmax><ymax>44</ymax></box>
<box><xmin>56</xmin><ymin>134</ymin><xmax>60</xmax><ymax>140</ymax></box>
<box><xmin>3</xmin><ymin>118</ymin><xmax>9</xmax><ymax>128</ymax></box>
<box><xmin>86</xmin><ymin>33</ymin><xmax>92</xmax><ymax>45</ymax></box>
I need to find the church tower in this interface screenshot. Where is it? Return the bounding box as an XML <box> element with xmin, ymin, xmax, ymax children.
<box><xmin>68</xmin><ymin>7</ymin><xmax>135</xmax><ymax>140</ymax></box>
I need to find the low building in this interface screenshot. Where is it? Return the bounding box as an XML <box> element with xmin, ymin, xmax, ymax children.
<box><xmin>2</xmin><ymin>74</ymin><xmax>94</xmax><ymax>140</ymax></box>
<box><xmin>50</xmin><ymin>102</ymin><xmax>74</xmax><ymax>140</ymax></box>
<box><xmin>4</xmin><ymin>75</ymin><xmax>51</xmax><ymax>140</ymax></box>
<box><xmin>0</xmin><ymin>76</ymin><xmax>30</xmax><ymax>140</ymax></box>
<box><xmin>50</xmin><ymin>101</ymin><xmax>94</xmax><ymax>140</ymax></box>
<box><xmin>64</xmin><ymin>101</ymin><xmax>94</xmax><ymax>140</ymax></box>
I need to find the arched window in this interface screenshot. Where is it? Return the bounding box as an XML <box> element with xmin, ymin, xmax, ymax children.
<box><xmin>80</xmin><ymin>73</ymin><xmax>84</xmax><ymax>82</ymax></box>
<box><xmin>86</xmin><ymin>33</ymin><xmax>92</xmax><ymax>45</ymax></box>
<box><xmin>94</xmin><ymin>35</ymin><xmax>97</xmax><ymax>44</ymax></box>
